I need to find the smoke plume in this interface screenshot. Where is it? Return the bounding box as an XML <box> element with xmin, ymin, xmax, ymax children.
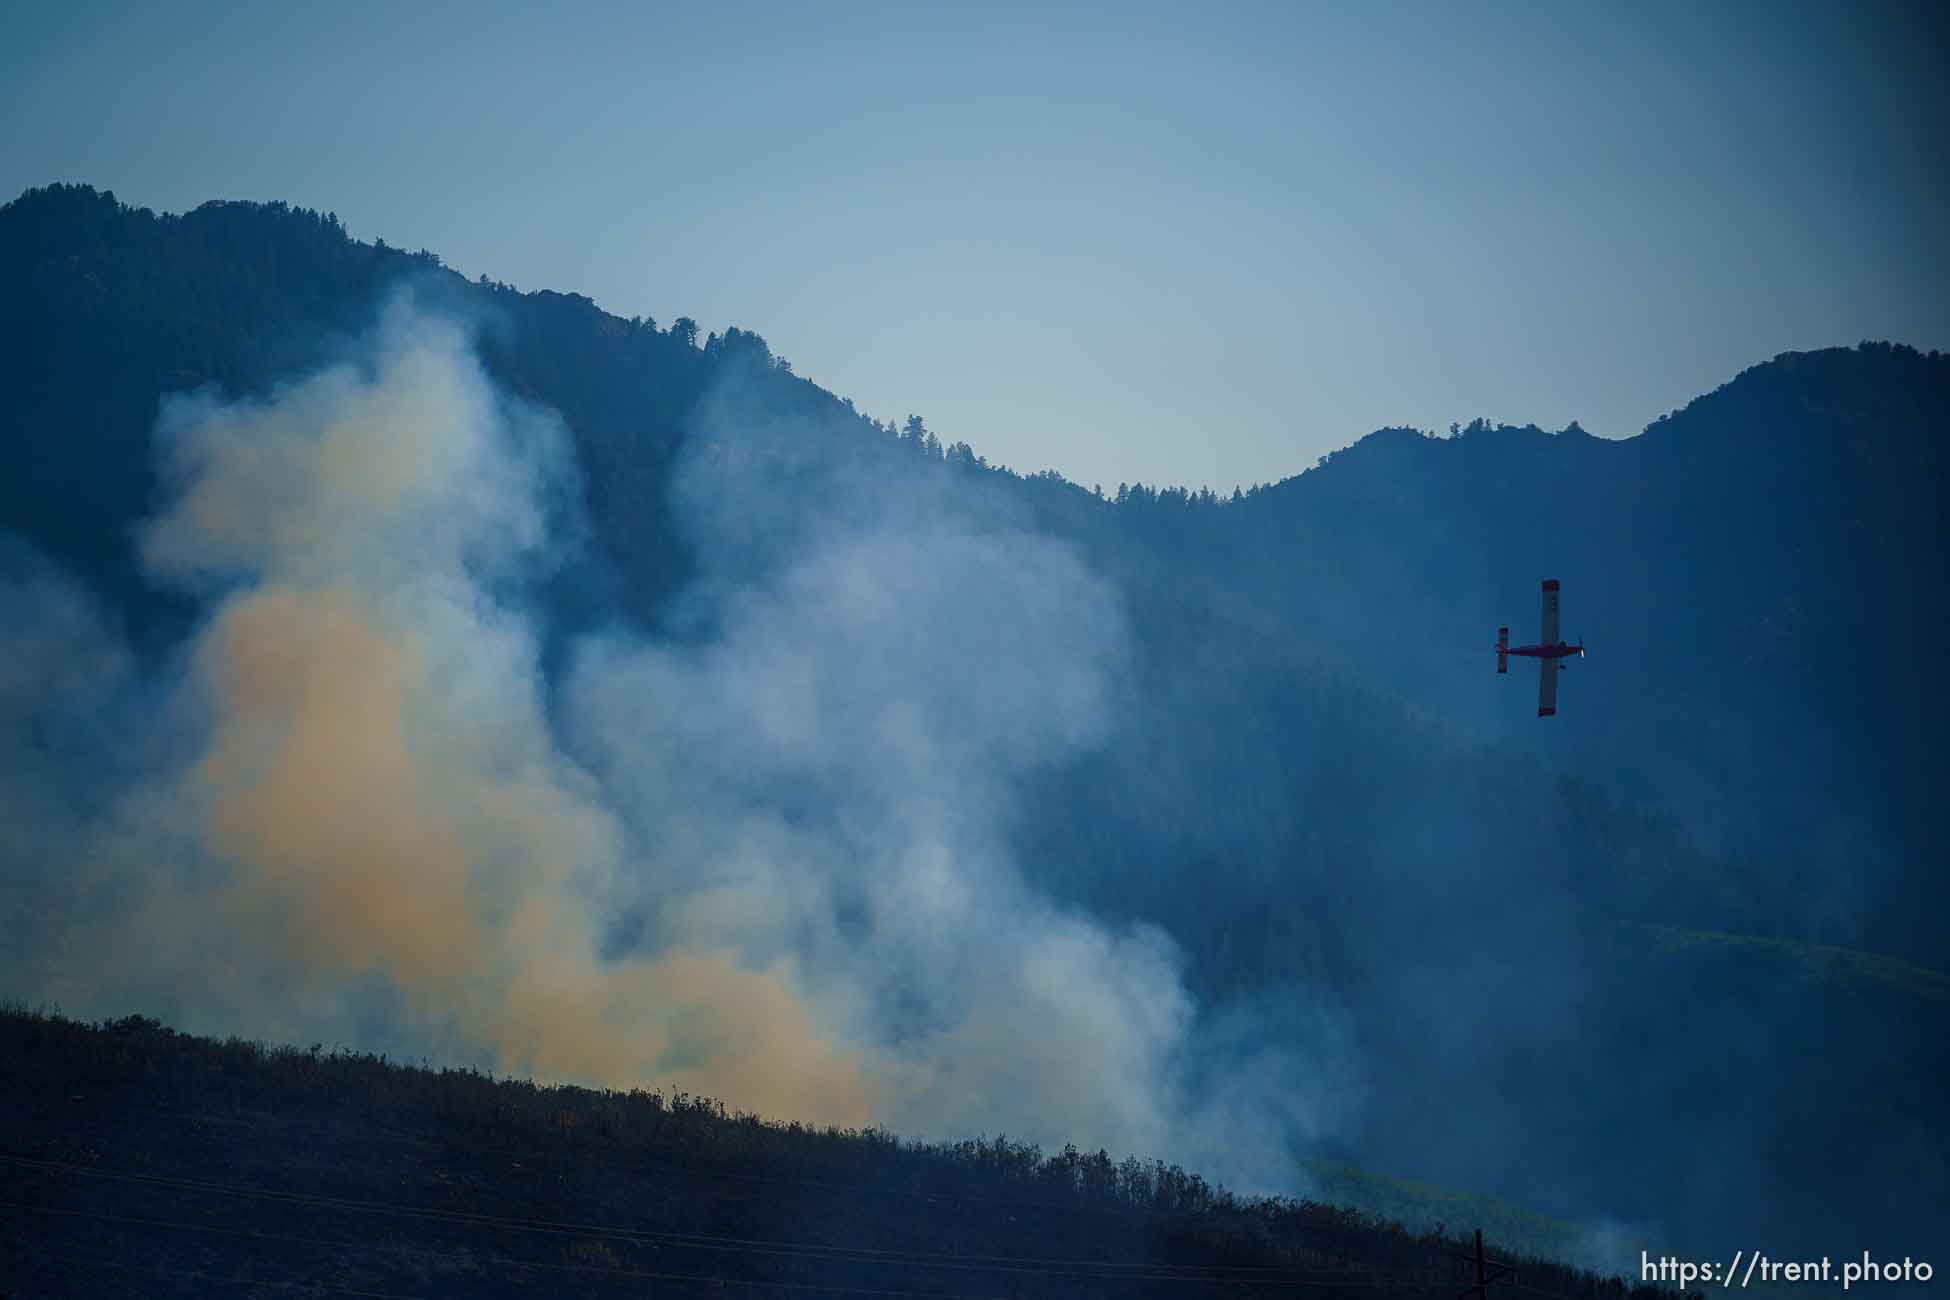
<box><xmin>7</xmin><ymin>296</ymin><xmax>1344</xmax><ymax>1188</ymax></box>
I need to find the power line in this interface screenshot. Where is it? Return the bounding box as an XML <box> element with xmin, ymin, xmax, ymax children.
<box><xmin>12</xmin><ymin>1249</ymin><xmax>431</xmax><ymax>1299</ymax></box>
<box><xmin>18</xmin><ymin>1245</ymin><xmax>1009</xmax><ymax>1300</ymax></box>
<box><xmin>3</xmin><ymin>1202</ymin><xmax>1431</xmax><ymax>1298</ymax></box>
<box><xmin>12</xmin><ymin>1155</ymin><xmax>1616</xmax><ymax>1300</ymax></box>
<box><xmin>90</xmin><ymin>1088</ymin><xmax>1673</xmax><ymax>1296</ymax></box>
<box><xmin>0</xmin><ymin>1162</ymin><xmax>1413</xmax><ymax>1291</ymax></box>
<box><xmin>105</xmin><ymin>1099</ymin><xmax>1297</xmax><ymax>1232</ymax></box>
<box><xmin>4</xmin><ymin>1199</ymin><xmax>990</xmax><ymax>1292</ymax></box>
<box><xmin>1</xmin><ymin>1154</ymin><xmax>1325</xmax><ymax>1278</ymax></box>
<box><xmin>0</xmin><ymin>1197</ymin><xmax>1389</xmax><ymax>1291</ymax></box>
<box><xmin>66</xmin><ymin>1096</ymin><xmax>1481</xmax><ymax>1287</ymax></box>
<box><xmin>2</xmin><ymin>1162</ymin><xmax>1609</xmax><ymax>1300</ymax></box>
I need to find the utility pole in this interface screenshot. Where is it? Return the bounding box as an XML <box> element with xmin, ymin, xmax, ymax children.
<box><xmin>1455</xmin><ymin>1228</ymin><xmax>1513</xmax><ymax>1300</ymax></box>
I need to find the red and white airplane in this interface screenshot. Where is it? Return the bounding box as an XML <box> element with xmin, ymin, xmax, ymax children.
<box><xmin>1497</xmin><ymin>579</ymin><xmax>1585</xmax><ymax>717</ymax></box>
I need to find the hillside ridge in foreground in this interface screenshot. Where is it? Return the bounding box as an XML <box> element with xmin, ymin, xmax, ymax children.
<box><xmin>0</xmin><ymin>1005</ymin><xmax>1682</xmax><ymax>1298</ymax></box>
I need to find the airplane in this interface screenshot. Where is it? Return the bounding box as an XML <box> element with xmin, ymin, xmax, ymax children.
<box><xmin>1497</xmin><ymin>579</ymin><xmax>1585</xmax><ymax>717</ymax></box>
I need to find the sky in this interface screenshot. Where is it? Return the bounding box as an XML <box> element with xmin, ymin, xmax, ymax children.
<box><xmin>4</xmin><ymin>0</ymin><xmax>1945</xmax><ymax>491</ymax></box>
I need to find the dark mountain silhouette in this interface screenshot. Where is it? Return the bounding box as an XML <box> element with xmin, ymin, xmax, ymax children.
<box><xmin>0</xmin><ymin>1006</ymin><xmax>1684</xmax><ymax>1299</ymax></box>
<box><xmin>1201</xmin><ymin>354</ymin><xmax>1945</xmax><ymax>960</ymax></box>
<box><xmin>2</xmin><ymin>183</ymin><xmax>1944</xmax><ymax>1272</ymax></box>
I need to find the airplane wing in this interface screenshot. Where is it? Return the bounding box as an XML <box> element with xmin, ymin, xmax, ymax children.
<box><xmin>1540</xmin><ymin>579</ymin><xmax>1560</xmax><ymax>645</ymax></box>
<box><xmin>1538</xmin><ymin>656</ymin><xmax>1559</xmax><ymax>717</ymax></box>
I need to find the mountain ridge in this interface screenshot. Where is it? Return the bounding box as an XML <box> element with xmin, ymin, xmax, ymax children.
<box><xmin>3</xmin><ymin>180</ymin><xmax>1944</xmax><ymax>1259</ymax></box>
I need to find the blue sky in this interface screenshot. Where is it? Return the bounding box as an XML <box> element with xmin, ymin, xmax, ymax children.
<box><xmin>6</xmin><ymin>0</ymin><xmax>1944</xmax><ymax>491</ymax></box>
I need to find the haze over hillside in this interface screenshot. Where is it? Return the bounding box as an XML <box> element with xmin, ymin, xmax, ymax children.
<box><xmin>3</xmin><ymin>185</ymin><xmax>1945</xmax><ymax>1271</ymax></box>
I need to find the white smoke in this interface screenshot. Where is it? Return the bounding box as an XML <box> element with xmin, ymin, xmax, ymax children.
<box><xmin>7</xmin><ymin>295</ymin><xmax>1350</xmax><ymax>1190</ymax></box>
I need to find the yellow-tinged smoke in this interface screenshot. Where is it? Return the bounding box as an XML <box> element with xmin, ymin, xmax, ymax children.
<box><xmin>80</xmin><ymin>298</ymin><xmax>875</xmax><ymax>1126</ymax></box>
<box><xmin>196</xmin><ymin>587</ymin><xmax>476</xmax><ymax>990</ymax></box>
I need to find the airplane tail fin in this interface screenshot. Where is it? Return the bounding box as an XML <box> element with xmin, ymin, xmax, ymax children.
<box><xmin>1496</xmin><ymin>626</ymin><xmax>1509</xmax><ymax>674</ymax></box>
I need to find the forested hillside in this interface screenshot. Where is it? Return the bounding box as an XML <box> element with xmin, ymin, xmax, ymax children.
<box><xmin>3</xmin><ymin>184</ymin><xmax>1944</xmax><ymax>1267</ymax></box>
<box><xmin>3</xmin><ymin>1007</ymin><xmax>1697</xmax><ymax>1299</ymax></box>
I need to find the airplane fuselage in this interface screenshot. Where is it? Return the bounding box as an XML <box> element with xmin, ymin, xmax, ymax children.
<box><xmin>1508</xmin><ymin>641</ymin><xmax>1583</xmax><ymax>660</ymax></box>
<box><xmin>1499</xmin><ymin>581</ymin><xmax>1583</xmax><ymax>715</ymax></box>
